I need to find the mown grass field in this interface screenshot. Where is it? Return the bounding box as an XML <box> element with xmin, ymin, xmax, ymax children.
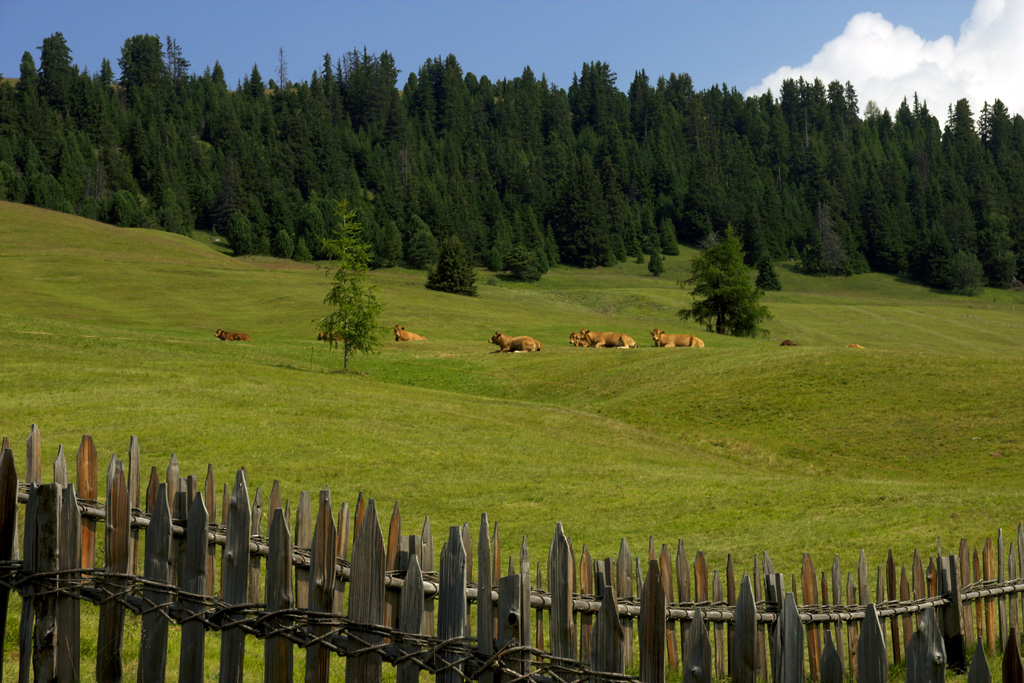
<box><xmin>2</xmin><ymin>200</ymin><xmax>1022</xmax><ymax>679</ymax></box>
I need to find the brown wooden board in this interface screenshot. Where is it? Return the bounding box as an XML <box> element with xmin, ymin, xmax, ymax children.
<box><xmin>219</xmin><ymin>470</ymin><xmax>251</xmax><ymax>683</ymax></box>
<box><xmin>77</xmin><ymin>435</ymin><xmax>98</xmax><ymax>570</ymax></box>
<box><xmin>960</xmin><ymin>539</ymin><xmax>975</xmax><ymax>641</ymax></box>
<box><xmin>264</xmin><ymin>508</ymin><xmax>294</xmax><ymax>683</ymax></box>
<box><xmin>639</xmin><ymin>559</ymin><xmax>665</xmax><ymax>683</ymax></box>
<box><xmin>306</xmin><ymin>489</ymin><xmax>336</xmax><ymax>683</ymax></box>
<box><xmin>664</xmin><ymin>545</ymin><xmax>679</xmax><ymax>672</ymax></box>
<box><xmin>901</xmin><ymin>568</ymin><xmax>913</xmax><ymax>654</ymax></box>
<box><xmin>294</xmin><ymin>490</ymin><xmax>311</xmax><ymax>610</ymax></box>
<box><xmin>857</xmin><ymin>603</ymin><xmax>887</xmax><ymax>683</ymax></box>
<box><xmin>677</xmin><ymin>541</ymin><xmax>691</xmax><ymax>661</ymax></box>
<box><xmin>128</xmin><ymin>435</ymin><xmax>140</xmax><ymax>576</ymax></box>
<box><xmin>248</xmin><ymin>486</ymin><xmax>263</xmax><ymax>604</ymax></box>
<box><xmin>830</xmin><ymin>555</ymin><xmax>844</xmax><ymax>669</ymax></box>
<box><xmin>802</xmin><ymin>553</ymin><xmax>821</xmax><ymax>681</ymax></box>
<box><xmin>1000</xmin><ymin>530</ymin><xmax>1009</xmax><ymax>650</ymax></box>
<box><xmin>179</xmin><ymin>492</ymin><xmax>209</xmax><ymax>682</ymax></box>
<box><xmin>713</xmin><ymin>570</ymin><xmax>724</xmax><ymax>679</ymax></box>
<box><xmin>579</xmin><ymin>545</ymin><xmax>593</xmax><ymax>664</ymax></box>
<box><xmin>846</xmin><ymin>573</ymin><xmax>858</xmax><ymax>681</ymax></box>
<box><xmin>983</xmin><ymin>538</ymin><xmax>996</xmax><ymax>654</ymax></box>
<box><xmin>53</xmin><ymin>446</ymin><xmax>67</xmax><ymax>486</ymax></box>
<box><xmin>346</xmin><ymin>499</ymin><xmax>385</xmax><ymax>683</ymax></box>
<box><xmin>140</xmin><ymin>483</ymin><xmax>171</xmax><ymax>683</ymax></box>
<box><xmin>421</xmin><ymin>516</ymin><xmax>435</xmax><ymax>637</ymax></box>
<box><xmin>26</xmin><ymin>424</ymin><xmax>41</xmax><ymax>485</ymax></box>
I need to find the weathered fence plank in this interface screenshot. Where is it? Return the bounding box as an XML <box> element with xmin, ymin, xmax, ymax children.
<box><xmin>204</xmin><ymin>464</ymin><xmax>216</xmax><ymax>596</ymax></box>
<box><xmin>713</xmin><ymin>570</ymin><xmax>725</xmax><ymax>679</ymax></box>
<box><xmin>477</xmin><ymin>514</ymin><xmax>494</xmax><ymax>670</ymax></box>
<box><xmin>820</xmin><ymin>631</ymin><xmax>844</xmax><ymax>683</ymax></box>
<box><xmin>640</xmin><ymin>559</ymin><xmax>665</xmax><ymax>683</ymax></box>
<box><xmin>32</xmin><ymin>484</ymin><xmax>59</xmax><ymax>683</ymax></box>
<box><xmin>677</xmin><ymin>541</ymin><xmax>691</xmax><ymax>662</ymax></box>
<box><xmin>18</xmin><ymin>483</ymin><xmax>38</xmax><ymax>683</ymax></box>
<box><xmin>78</xmin><ymin>435</ymin><xmax>98</xmax><ymax>569</ymax></box>
<box><xmin>732</xmin><ymin>573</ymin><xmax>756</xmax><ymax>683</ymax></box>
<box><xmin>58</xmin><ymin>483</ymin><xmax>82</xmax><ymax>683</ymax></box>
<box><xmin>549</xmin><ymin>522</ymin><xmax>574</xmax><ymax>659</ymax></box>
<box><xmin>439</xmin><ymin>526</ymin><xmax>468</xmax><ymax>683</ymax></box>
<box><xmin>682</xmin><ymin>608</ymin><xmax>712</xmax><ymax>683</ymax></box>
<box><xmin>53</xmin><ymin>446</ymin><xmax>67</xmax><ymax>486</ymax></box>
<box><xmin>1004</xmin><ymin>627</ymin><xmax>1024</xmax><ymax>683</ymax></box>
<box><xmin>886</xmin><ymin>550</ymin><xmax>901</xmax><ymax>668</ymax></box>
<box><xmin>139</xmin><ymin>483</ymin><xmax>171</xmax><ymax>683</ymax></box>
<box><xmin>421</xmin><ymin>516</ymin><xmax>435</xmax><ymax>637</ymax></box>
<box><xmin>334</xmin><ymin>501</ymin><xmax>350</xmax><ymax>614</ymax></box>
<box><xmin>0</xmin><ymin>447</ymin><xmax>18</xmax><ymax>682</ymax></box>
<box><xmin>663</xmin><ymin>544</ymin><xmax>679</xmax><ymax>672</ymax></box>
<box><xmin>902</xmin><ymin>567</ymin><xmax>913</xmax><ymax>654</ymax></box>
<box><xmin>249</xmin><ymin>486</ymin><xmax>263</xmax><ymax>604</ymax></box>
<box><xmin>385</xmin><ymin>502</ymin><xmax>401</xmax><ymax>630</ymax></box>
<box><xmin>857</xmin><ymin>603</ymin><xmax>887</xmax><ymax>683</ymax></box>
<box><xmin>396</xmin><ymin>553</ymin><xmax>424</xmax><ymax>683</ymax></box>
<box><xmin>968</xmin><ymin>637</ymin><xmax>991</xmax><ymax>683</ymax></box>
<box><xmin>264</xmin><ymin>508</ymin><xmax>294</xmax><ymax>683</ymax></box>
<box><xmin>26</xmin><ymin>424</ymin><xmax>42</xmax><ymax>484</ymax></box>
<box><xmin>617</xmin><ymin>538</ymin><xmax>633</xmax><ymax>666</ymax></box>
<box><xmin>294</xmin><ymin>490</ymin><xmax>311</xmax><ymax>611</ymax></box>
<box><xmin>498</xmin><ymin>574</ymin><xmax>525</xmax><ymax>683</ymax></box>
<box><xmin>519</xmin><ymin>535</ymin><xmax>532</xmax><ymax>673</ymax></box>
<box><xmin>774</xmin><ymin>592</ymin><xmax>804</xmax><ymax>683</ymax></box>
<box><xmin>938</xmin><ymin>554</ymin><xmax>966</xmax><ymax>672</ymax></box>
<box><xmin>128</xmin><ymin>436</ymin><xmax>140</xmax><ymax>576</ymax></box>
<box><xmin>346</xmin><ymin>498</ymin><xmax>385</xmax><ymax>683</ymax></box>
<box><xmin>999</xmin><ymin>530</ymin><xmax>1008</xmax><ymax>650</ymax></box>
<box><xmin>983</xmin><ymin>538</ymin><xmax>996</xmax><ymax>654</ymax></box>
<box><xmin>578</xmin><ymin>545</ymin><xmax>593</xmax><ymax>664</ymax></box>
<box><xmin>97</xmin><ymin>464</ymin><xmax>130</xmax><ymax>683</ymax></box>
<box><xmin>591</xmin><ymin>578</ymin><xmax>624</xmax><ymax>675</ymax></box>
<box><xmin>906</xmin><ymin>606</ymin><xmax>946</xmax><ymax>683</ymax></box>
<box><xmin>219</xmin><ymin>470</ymin><xmax>251</xmax><ymax>683</ymax></box>
<box><xmin>179</xmin><ymin>492</ymin><xmax>209</xmax><ymax>682</ymax></box>
<box><xmin>802</xmin><ymin>553</ymin><xmax>821</xmax><ymax>682</ymax></box>
<box><xmin>306</xmin><ymin>488</ymin><xmax>336</xmax><ymax>683</ymax></box>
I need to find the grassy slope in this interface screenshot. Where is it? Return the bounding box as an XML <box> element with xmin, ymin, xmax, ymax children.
<box><xmin>2</xmin><ymin>200</ymin><xmax>1023</xmax><ymax>578</ymax></box>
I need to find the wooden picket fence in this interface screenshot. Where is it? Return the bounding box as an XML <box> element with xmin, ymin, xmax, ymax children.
<box><xmin>2</xmin><ymin>426</ymin><xmax>1024</xmax><ymax>682</ymax></box>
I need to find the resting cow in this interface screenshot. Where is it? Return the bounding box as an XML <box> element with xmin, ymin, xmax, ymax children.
<box><xmin>318</xmin><ymin>331</ymin><xmax>344</xmax><ymax>343</ymax></box>
<box><xmin>394</xmin><ymin>325</ymin><xmax>427</xmax><ymax>342</ymax></box>
<box><xmin>650</xmin><ymin>328</ymin><xmax>704</xmax><ymax>348</ymax></box>
<box><xmin>569</xmin><ymin>331</ymin><xmax>590</xmax><ymax>347</ymax></box>
<box><xmin>779</xmin><ymin>339</ymin><xmax>800</xmax><ymax>346</ymax></box>
<box><xmin>847</xmin><ymin>343</ymin><xmax>865</xmax><ymax>349</ymax></box>
<box><xmin>490</xmin><ymin>332</ymin><xmax>542</xmax><ymax>353</ymax></box>
<box><xmin>579</xmin><ymin>329</ymin><xmax>636</xmax><ymax>348</ymax></box>
<box><xmin>215</xmin><ymin>329</ymin><xmax>251</xmax><ymax>342</ymax></box>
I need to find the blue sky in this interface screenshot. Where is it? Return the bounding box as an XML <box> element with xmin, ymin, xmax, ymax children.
<box><xmin>2</xmin><ymin>0</ymin><xmax>1020</xmax><ymax>117</ymax></box>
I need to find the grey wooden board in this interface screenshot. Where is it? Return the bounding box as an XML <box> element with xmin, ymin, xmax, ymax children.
<box><xmin>682</xmin><ymin>608</ymin><xmax>712</xmax><ymax>683</ymax></box>
<box><xmin>32</xmin><ymin>484</ymin><xmax>59</xmax><ymax>683</ymax></box>
<box><xmin>205</xmin><ymin>465</ymin><xmax>216</xmax><ymax>596</ymax></box>
<box><xmin>462</xmin><ymin>521</ymin><xmax>472</xmax><ymax>637</ymax></box>
<box><xmin>639</xmin><ymin>559</ymin><xmax>665</xmax><ymax>683</ymax></box>
<box><xmin>773</xmin><ymin>593</ymin><xmax>805</xmax><ymax>683</ymax></box>
<box><xmin>662</xmin><ymin>545</ymin><xmax>678</xmax><ymax>672</ymax></box>
<box><xmin>305</xmin><ymin>489</ymin><xmax>336</xmax><ymax>683</ymax></box>
<box><xmin>967</xmin><ymin>638</ymin><xmax>991</xmax><ymax>683</ymax></box>
<box><xmin>166</xmin><ymin>454</ymin><xmax>179</xmax><ymax>585</ymax></box>
<box><xmin>820</xmin><ymin>631</ymin><xmax>844</xmax><ymax>683</ymax></box>
<box><xmin>219</xmin><ymin>470</ymin><xmax>251</xmax><ymax>683</ymax></box>
<box><xmin>591</xmin><ymin>581</ymin><xmax>624</xmax><ymax>675</ymax></box>
<box><xmin>128</xmin><ymin>436</ymin><xmax>140</xmax><ymax>576</ymax></box>
<box><xmin>1004</xmin><ymin>628</ymin><xmax>1024</xmax><ymax>683</ymax></box>
<box><xmin>831</xmin><ymin>555</ymin><xmax>844</xmax><ymax>669</ymax></box>
<box><xmin>439</xmin><ymin>526</ymin><xmax>467</xmax><ymax>683</ymax></box>
<box><xmin>0</xmin><ymin>447</ymin><xmax>19</xmax><ymax>682</ymax></box>
<box><xmin>396</xmin><ymin>553</ymin><xmax>424</xmax><ymax>683</ymax></box>
<box><xmin>857</xmin><ymin>603</ymin><xmax>888</xmax><ymax>683</ymax></box>
<box><xmin>579</xmin><ymin>545</ymin><xmax>593</xmax><ymax>665</ymax></box>
<box><xmin>907</xmin><ymin>606</ymin><xmax>946</xmax><ymax>683</ymax></box>
<box><xmin>421</xmin><ymin>516</ymin><xmax>435</xmax><ymax>637</ymax></box>
<box><xmin>731</xmin><ymin>574</ymin><xmax>757</xmax><ymax>683</ymax></box>
<box><xmin>549</xmin><ymin>522</ymin><xmax>574</xmax><ymax>659</ymax></box>
<box><xmin>477</xmin><ymin>513</ymin><xmax>493</xmax><ymax>662</ymax></box>
<box><xmin>999</xmin><ymin>531</ymin><xmax>1008</xmax><ymax>650</ymax></box>
<box><xmin>333</xmin><ymin>502</ymin><xmax>350</xmax><ymax>614</ymax></box>
<box><xmin>294</xmin><ymin>490</ymin><xmax>311</xmax><ymax>610</ymax></box>
<box><xmin>617</xmin><ymin>538</ymin><xmax>633</xmax><ymax>665</ymax></box>
<box><xmin>140</xmin><ymin>483</ymin><xmax>171</xmax><ymax>683</ymax></box>
<box><xmin>58</xmin><ymin>483</ymin><xmax>81</xmax><ymax>683</ymax></box>
<box><xmin>385</xmin><ymin>502</ymin><xmax>401</xmax><ymax>631</ymax></box>
<box><xmin>179</xmin><ymin>493</ymin><xmax>209</xmax><ymax>683</ymax></box>
<box><xmin>53</xmin><ymin>446</ymin><xmax>67</xmax><ymax>486</ymax></box>
<box><xmin>497</xmin><ymin>574</ymin><xmax>524</xmax><ymax>682</ymax></box>
<box><xmin>98</xmin><ymin>465</ymin><xmax>130</xmax><ymax>683</ymax></box>
<box><xmin>26</xmin><ymin>424</ymin><xmax>41</xmax><ymax>484</ymax></box>
<box><xmin>249</xmin><ymin>486</ymin><xmax>263</xmax><ymax>604</ymax></box>
<box><xmin>713</xmin><ymin>570</ymin><xmax>724</xmax><ymax>679</ymax></box>
<box><xmin>264</xmin><ymin>509</ymin><xmax>294</xmax><ymax>683</ymax></box>
<box><xmin>18</xmin><ymin>484</ymin><xmax>37</xmax><ymax>683</ymax></box>
<box><xmin>938</xmin><ymin>555</ymin><xmax>966</xmax><ymax>672</ymax></box>
<box><xmin>519</xmin><ymin>535</ymin><xmax>531</xmax><ymax>671</ymax></box>
<box><xmin>346</xmin><ymin>498</ymin><xmax>385</xmax><ymax>683</ymax></box>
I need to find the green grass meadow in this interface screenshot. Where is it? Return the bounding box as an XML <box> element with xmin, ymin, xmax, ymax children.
<box><xmin>2</xmin><ymin>201</ymin><xmax>1023</xmax><ymax>679</ymax></box>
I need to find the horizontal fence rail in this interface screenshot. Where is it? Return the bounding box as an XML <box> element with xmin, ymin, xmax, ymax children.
<box><xmin>1</xmin><ymin>427</ymin><xmax>1023</xmax><ymax>683</ymax></box>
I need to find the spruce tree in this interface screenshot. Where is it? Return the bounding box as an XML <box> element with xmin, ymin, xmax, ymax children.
<box><xmin>426</xmin><ymin>234</ymin><xmax>477</xmax><ymax>296</ymax></box>
<box><xmin>679</xmin><ymin>227</ymin><xmax>771</xmax><ymax>338</ymax></box>
<box><xmin>755</xmin><ymin>255</ymin><xmax>781</xmax><ymax>291</ymax></box>
<box><xmin>647</xmin><ymin>247</ymin><xmax>664</xmax><ymax>277</ymax></box>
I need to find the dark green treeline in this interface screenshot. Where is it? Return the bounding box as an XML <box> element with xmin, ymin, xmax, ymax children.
<box><xmin>2</xmin><ymin>32</ymin><xmax>1023</xmax><ymax>292</ymax></box>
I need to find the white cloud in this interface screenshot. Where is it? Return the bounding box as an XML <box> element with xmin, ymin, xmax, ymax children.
<box><xmin>747</xmin><ymin>0</ymin><xmax>1024</xmax><ymax>120</ymax></box>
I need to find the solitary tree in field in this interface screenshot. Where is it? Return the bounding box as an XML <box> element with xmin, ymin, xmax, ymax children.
<box><xmin>678</xmin><ymin>227</ymin><xmax>771</xmax><ymax>338</ymax></box>
<box><xmin>318</xmin><ymin>199</ymin><xmax>383</xmax><ymax>370</ymax></box>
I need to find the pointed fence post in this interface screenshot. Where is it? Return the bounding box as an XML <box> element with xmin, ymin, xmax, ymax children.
<box><xmin>477</xmin><ymin>514</ymin><xmax>494</xmax><ymax>670</ymax></box>
<box><xmin>97</xmin><ymin>464</ymin><xmax>130</xmax><ymax>683</ymax></box>
<box><xmin>264</xmin><ymin>508</ymin><xmax>294</xmax><ymax>683</ymax></box>
<box><xmin>732</xmin><ymin>574</ymin><xmax>757</xmax><ymax>683</ymax></box>
<box><xmin>906</xmin><ymin>606</ymin><xmax>946</xmax><ymax>683</ymax></box>
<box><xmin>549</xmin><ymin>522</ymin><xmax>574</xmax><ymax>659</ymax></box>
<box><xmin>857</xmin><ymin>603</ymin><xmax>888</xmax><ymax>683</ymax></box>
<box><xmin>346</xmin><ymin>499</ymin><xmax>385</xmax><ymax>683</ymax></box>
<box><xmin>591</xmin><ymin>580</ymin><xmax>624</xmax><ymax>675</ymax></box>
<box><xmin>0</xmin><ymin>446</ymin><xmax>18</xmax><ymax>682</ymax></box>
<box><xmin>32</xmin><ymin>484</ymin><xmax>60</xmax><ymax>683</ymax></box>
<box><xmin>305</xmin><ymin>488</ymin><xmax>336</xmax><ymax>682</ymax></box>
<box><xmin>773</xmin><ymin>593</ymin><xmax>804</xmax><ymax>683</ymax></box>
<box><xmin>396</xmin><ymin>554</ymin><xmax>425</xmax><ymax>683</ymax></box>
<box><xmin>497</xmin><ymin>574</ymin><xmax>524</xmax><ymax>683</ymax></box>
<box><xmin>682</xmin><ymin>608</ymin><xmax>712</xmax><ymax>683</ymax></box>
<box><xmin>219</xmin><ymin>470</ymin><xmax>250</xmax><ymax>683</ymax></box>
<box><xmin>968</xmin><ymin>637</ymin><xmax>991</xmax><ymax>683</ymax></box>
<box><xmin>640</xmin><ymin>559</ymin><xmax>665</xmax><ymax>683</ymax></box>
<box><xmin>140</xmin><ymin>483</ymin><xmax>171</xmax><ymax>683</ymax></box>
<box><xmin>820</xmin><ymin>631</ymin><xmax>844</xmax><ymax>683</ymax></box>
<box><xmin>1003</xmin><ymin>628</ymin><xmax>1024</xmax><ymax>683</ymax></box>
<box><xmin>179</xmin><ymin>493</ymin><xmax>209</xmax><ymax>682</ymax></box>
<box><xmin>57</xmin><ymin>483</ymin><xmax>81</xmax><ymax>683</ymax></box>
<box><xmin>439</xmin><ymin>526</ymin><xmax>468</xmax><ymax>683</ymax></box>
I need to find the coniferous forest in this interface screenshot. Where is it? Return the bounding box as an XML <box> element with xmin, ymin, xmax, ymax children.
<box><xmin>2</xmin><ymin>33</ymin><xmax>1023</xmax><ymax>293</ymax></box>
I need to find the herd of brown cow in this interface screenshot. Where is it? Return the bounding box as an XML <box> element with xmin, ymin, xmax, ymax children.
<box><xmin>216</xmin><ymin>325</ymin><xmax>864</xmax><ymax>352</ymax></box>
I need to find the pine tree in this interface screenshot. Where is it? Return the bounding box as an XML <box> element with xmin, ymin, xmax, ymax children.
<box><xmin>647</xmin><ymin>247</ymin><xmax>664</xmax><ymax>277</ymax></box>
<box><xmin>679</xmin><ymin>227</ymin><xmax>771</xmax><ymax>337</ymax></box>
<box><xmin>755</xmin><ymin>255</ymin><xmax>781</xmax><ymax>291</ymax></box>
<box><xmin>426</xmin><ymin>234</ymin><xmax>477</xmax><ymax>296</ymax></box>
<box><xmin>317</xmin><ymin>199</ymin><xmax>383</xmax><ymax>371</ymax></box>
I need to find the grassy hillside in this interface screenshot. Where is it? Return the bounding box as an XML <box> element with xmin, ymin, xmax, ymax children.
<box><xmin>2</xmin><ymin>200</ymin><xmax>1022</xmax><ymax>580</ymax></box>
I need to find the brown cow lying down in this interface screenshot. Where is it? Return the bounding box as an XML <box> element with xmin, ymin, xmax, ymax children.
<box><xmin>318</xmin><ymin>331</ymin><xmax>344</xmax><ymax>342</ymax></box>
<box><xmin>847</xmin><ymin>343</ymin><xmax>865</xmax><ymax>349</ymax></box>
<box><xmin>394</xmin><ymin>325</ymin><xmax>426</xmax><ymax>342</ymax></box>
<box><xmin>490</xmin><ymin>332</ymin><xmax>542</xmax><ymax>353</ymax></box>
<box><xmin>779</xmin><ymin>339</ymin><xmax>800</xmax><ymax>346</ymax></box>
<box><xmin>580</xmin><ymin>329</ymin><xmax>637</xmax><ymax>348</ymax></box>
<box><xmin>215</xmin><ymin>329</ymin><xmax>251</xmax><ymax>341</ymax></box>
<box><xmin>569</xmin><ymin>330</ymin><xmax>589</xmax><ymax>347</ymax></box>
<box><xmin>650</xmin><ymin>328</ymin><xmax>704</xmax><ymax>348</ymax></box>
